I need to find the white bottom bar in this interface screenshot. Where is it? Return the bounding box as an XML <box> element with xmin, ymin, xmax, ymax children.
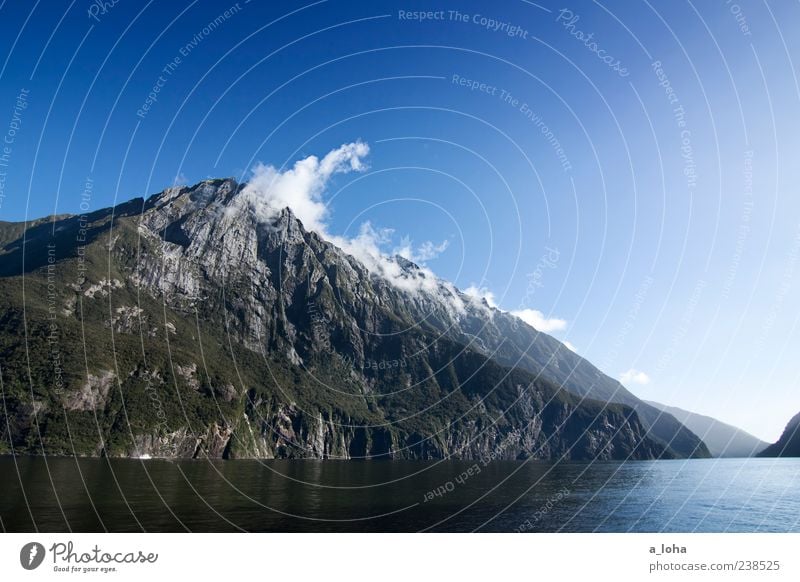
<box><xmin>2</xmin><ymin>533</ymin><xmax>798</xmax><ymax>581</ymax></box>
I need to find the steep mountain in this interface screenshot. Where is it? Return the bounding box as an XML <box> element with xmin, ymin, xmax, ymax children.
<box><xmin>646</xmin><ymin>401</ymin><xmax>767</xmax><ymax>457</ymax></box>
<box><xmin>0</xmin><ymin>178</ymin><xmax>706</xmax><ymax>460</ymax></box>
<box><xmin>393</xmin><ymin>263</ymin><xmax>710</xmax><ymax>458</ymax></box>
<box><xmin>759</xmin><ymin>412</ymin><xmax>800</xmax><ymax>458</ymax></box>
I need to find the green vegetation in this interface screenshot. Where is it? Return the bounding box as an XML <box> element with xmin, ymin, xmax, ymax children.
<box><xmin>0</xmin><ymin>191</ymin><xmax>676</xmax><ymax>460</ymax></box>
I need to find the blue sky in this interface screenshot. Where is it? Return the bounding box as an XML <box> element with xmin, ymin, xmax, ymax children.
<box><xmin>1</xmin><ymin>0</ymin><xmax>799</xmax><ymax>441</ymax></box>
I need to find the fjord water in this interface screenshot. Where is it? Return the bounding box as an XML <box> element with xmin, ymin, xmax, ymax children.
<box><xmin>1</xmin><ymin>457</ymin><xmax>797</xmax><ymax>532</ymax></box>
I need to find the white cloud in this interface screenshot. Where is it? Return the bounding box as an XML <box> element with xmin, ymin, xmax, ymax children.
<box><xmin>238</xmin><ymin>141</ymin><xmax>369</xmax><ymax>233</ymax></box>
<box><xmin>463</xmin><ymin>285</ymin><xmax>498</xmax><ymax>309</ymax></box>
<box><xmin>327</xmin><ymin>226</ymin><xmax>463</xmax><ymax>316</ymax></box>
<box><xmin>414</xmin><ymin>239</ymin><xmax>450</xmax><ymax>262</ymax></box>
<box><xmin>235</xmin><ymin>142</ymin><xmax>462</xmax><ymax>310</ymax></box>
<box><xmin>465</xmin><ymin>288</ymin><xmax>572</xmax><ymax>345</ymax></box>
<box><xmin>511</xmin><ymin>309</ymin><xmax>567</xmax><ymax>333</ymax></box>
<box><xmin>392</xmin><ymin>236</ymin><xmax>449</xmax><ymax>264</ymax></box>
<box><xmin>620</xmin><ymin>368</ymin><xmax>651</xmax><ymax>385</ymax></box>
<box><xmin>330</xmin><ymin>223</ymin><xmax>434</xmax><ymax>292</ymax></box>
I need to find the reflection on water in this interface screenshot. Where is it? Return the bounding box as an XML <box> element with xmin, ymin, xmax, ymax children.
<box><xmin>1</xmin><ymin>457</ymin><xmax>798</xmax><ymax>532</ymax></box>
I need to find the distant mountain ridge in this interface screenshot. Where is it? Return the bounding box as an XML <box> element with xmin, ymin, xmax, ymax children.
<box><xmin>0</xmin><ymin>177</ymin><xmax>708</xmax><ymax>460</ymax></box>
<box><xmin>646</xmin><ymin>401</ymin><xmax>767</xmax><ymax>458</ymax></box>
<box><xmin>759</xmin><ymin>411</ymin><xmax>800</xmax><ymax>458</ymax></box>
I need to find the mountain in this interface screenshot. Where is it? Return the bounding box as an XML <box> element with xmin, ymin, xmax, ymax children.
<box><xmin>428</xmin><ymin>292</ymin><xmax>710</xmax><ymax>458</ymax></box>
<box><xmin>0</xmin><ymin>178</ymin><xmax>708</xmax><ymax>460</ymax></box>
<box><xmin>646</xmin><ymin>401</ymin><xmax>767</xmax><ymax>457</ymax></box>
<box><xmin>759</xmin><ymin>411</ymin><xmax>800</xmax><ymax>457</ymax></box>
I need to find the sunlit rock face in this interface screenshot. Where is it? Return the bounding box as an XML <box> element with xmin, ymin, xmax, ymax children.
<box><xmin>0</xmin><ymin>178</ymin><xmax>708</xmax><ymax>460</ymax></box>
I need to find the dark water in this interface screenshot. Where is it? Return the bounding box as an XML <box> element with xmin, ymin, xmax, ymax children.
<box><xmin>1</xmin><ymin>457</ymin><xmax>798</xmax><ymax>532</ymax></box>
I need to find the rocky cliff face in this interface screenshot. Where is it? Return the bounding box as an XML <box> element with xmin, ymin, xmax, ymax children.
<box><xmin>124</xmin><ymin>389</ymin><xmax>663</xmax><ymax>462</ymax></box>
<box><xmin>0</xmin><ymin>178</ymin><xmax>705</xmax><ymax>460</ymax></box>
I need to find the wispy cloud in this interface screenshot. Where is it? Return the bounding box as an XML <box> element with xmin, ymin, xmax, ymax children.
<box><xmin>620</xmin><ymin>368</ymin><xmax>651</xmax><ymax>385</ymax></box>
<box><xmin>237</xmin><ymin>142</ymin><xmax>459</xmax><ymax>305</ymax></box>
<box><xmin>330</xmin><ymin>223</ymin><xmax>444</xmax><ymax>294</ymax></box>
<box><xmin>394</xmin><ymin>236</ymin><xmax>450</xmax><ymax>263</ymax></box>
<box><xmin>238</xmin><ymin>141</ymin><xmax>369</xmax><ymax>233</ymax></box>
<box><xmin>511</xmin><ymin>308</ymin><xmax>567</xmax><ymax>333</ymax></box>
<box><xmin>463</xmin><ymin>285</ymin><xmax>498</xmax><ymax>309</ymax></box>
<box><xmin>467</xmin><ymin>286</ymin><xmax>572</xmax><ymax>344</ymax></box>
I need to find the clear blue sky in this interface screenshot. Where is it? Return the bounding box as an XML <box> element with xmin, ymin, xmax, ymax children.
<box><xmin>1</xmin><ymin>0</ymin><xmax>798</xmax><ymax>441</ymax></box>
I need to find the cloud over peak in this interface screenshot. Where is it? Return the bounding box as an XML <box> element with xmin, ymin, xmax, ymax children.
<box><xmin>239</xmin><ymin>141</ymin><xmax>370</xmax><ymax>233</ymax></box>
<box><xmin>238</xmin><ymin>142</ymin><xmax>457</xmax><ymax>301</ymax></box>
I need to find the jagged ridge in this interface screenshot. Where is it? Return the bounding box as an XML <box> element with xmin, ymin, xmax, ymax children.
<box><xmin>0</xmin><ymin>178</ymin><xmax>707</xmax><ymax>460</ymax></box>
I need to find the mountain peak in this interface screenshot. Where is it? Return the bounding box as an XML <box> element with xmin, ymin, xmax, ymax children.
<box><xmin>145</xmin><ymin>177</ymin><xmax>240</xmax><ymax>214</ymax></box>
<box><xmin>0</xmin><ymin>175</ymin><xmax>709</xmax><ymax>460</ymax></box>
